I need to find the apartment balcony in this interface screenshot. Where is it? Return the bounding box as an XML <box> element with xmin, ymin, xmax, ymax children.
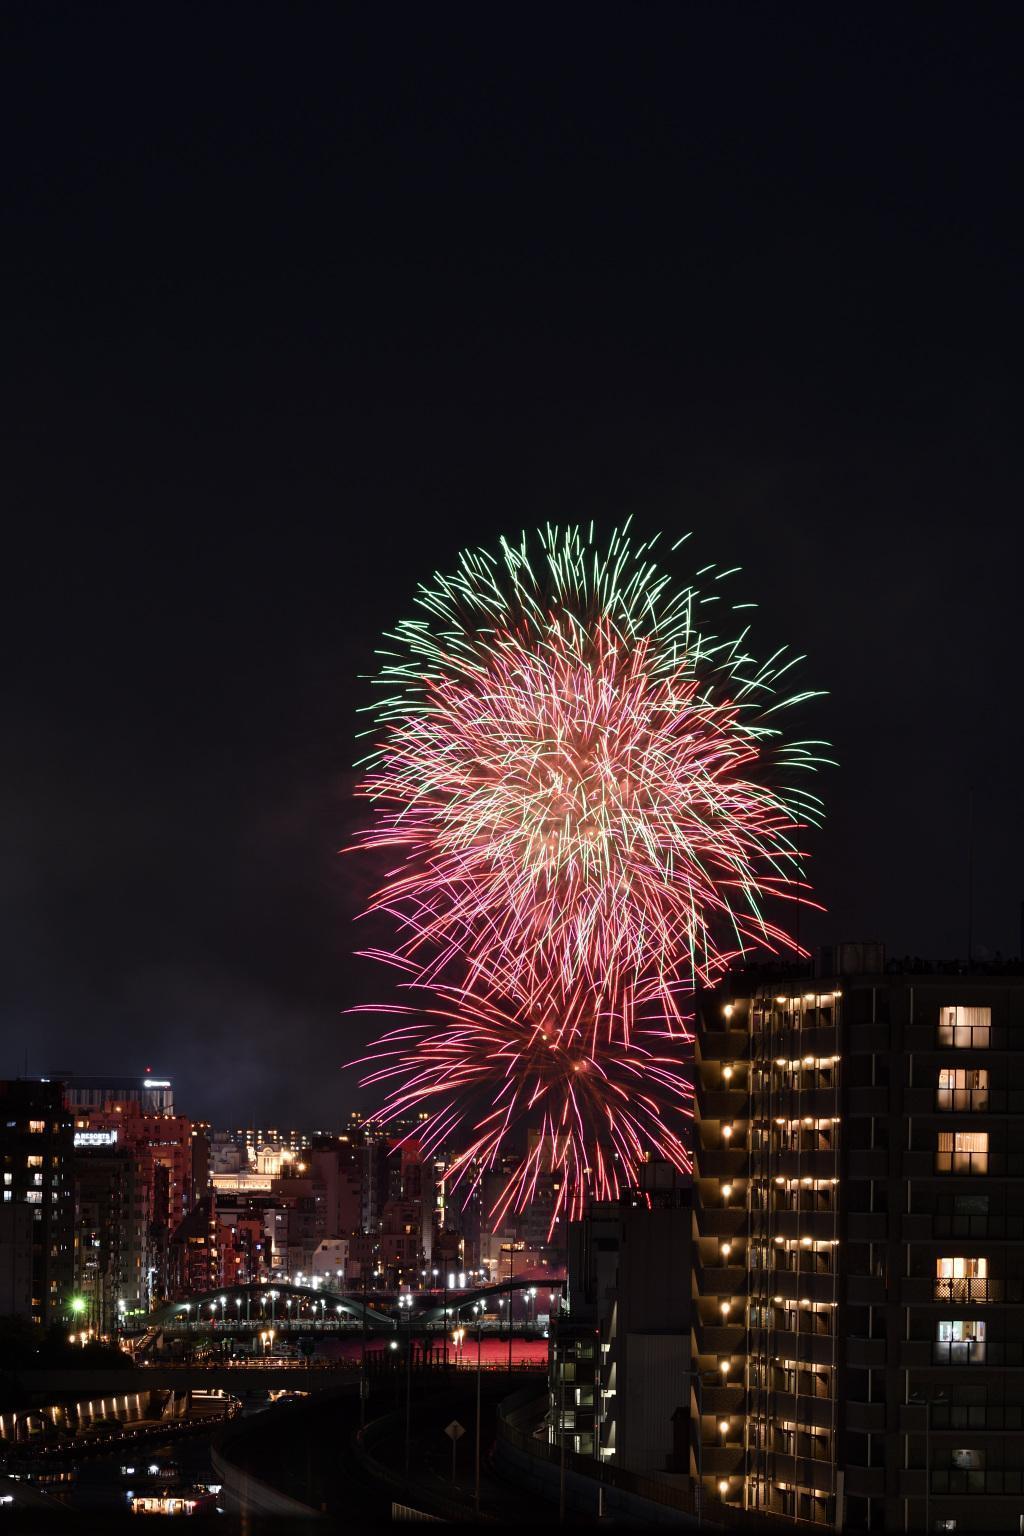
<box><xmin>758</xmin><ymin>1391</ymin><xmax>835</xmax><ymax>1430</ymax></box>
<box><xmin>846</xmin><ymin>1086</ymin><xmax>889</xmax><ymax>1117</ymax></box>
<box><xmin>697</xmin><ymin>1088</ymin><xmax>749</xmax><ymax>1119</ymax></box>
<box><xmin>694</xmin><ymin>1322</ymin><xmax>745</xmax><ymax>1354</ymax></box>
<box><xmin>846</xmin><ymin>1336</ymin><xmax>886</xmax><ymax>1369</ymax></box>
<box><xmin>847</xmin><ymin>1024</ymin><xmax>891</xmax><ymax>1054</ymax></box>
<box><xmin>767</xmin><ymin>1327</ymin><xmax>837</xmax><ymax>1367</ymax></box>
<box><xmin>697</xmin><ymin>1029</ymin><xmax>749</xmax><ymax>1062</ymax></box>
<box><xmin>847</xmin><ymin>1149</ymin><xmax>888</xmax><ymax>1180</ymax></box>
<box><xmin>846</xmin><ymin>1274</ymin><xmax>886</xmax><ymax>1306</ymax></box>
<box><xmin>771</xmin><ymin>1210</ymin><xmax>840</xmax><ymax>1243</ymax></box>
<box><xmin>695</xmin><ymin>1148</ymin><xmax>747</xmax><ymax>1180</ymax></box>
<box><xmin>845</xmin><ymin>1399</ymin><xmax>886</xmax><ymax>1434</ymax></box>
<box><xmin>771</xmin><ymin>1151</ymin><xmax>839</xmax><ymax>1180</ymax></box>
<box><xmin>902</xmin><ymin>1213</ymin><xmax>933</xmax><ymax>1241</ymax></box>
<box><xmin>753</xmin><ymin>1024</ymin><xmax>839</xmax><ymax>1058</ymax></box>
<box><xmin>763</xmin><ymin>1452</ymin><xmax>835</xmax><ymax>1496</ymax></box>
<box><xmin>758</xmin><ymin>1268</ymin><xmax>838</xmax><ymax>1306</ymax></box>
<box><xmin>847</xmin><ymin>1211</ymin><xmax>888</xmax><ymax>1241</ymax></box>
<box><xmin>697</xmin><ymin>1382</ymin><xmax>745</xmax><ymax>1415</ymax></box>
<box><xmin>902</xmin><ymin>1150</ymin><xmax>935</xmax><ymax>1179</ymax></box>
<box><xmin>898</xmin><ymin>1469</ymin><xmax>926</xmax><ymax>1498</ymax></box>
<box><xmin>843</xmin><ymin>1465</ymin><xmax>886</xmax><ymax>1499</ymax></box>
<box><xmin>901</xmin><ymin>1276</ymin><xmax>1003</xmax><ymax>1305</ymax></box>
<box><xmin>693</xmin><ymin>1199</ymin><xmax>748</xmax><ymax>1239</ymax></box>
<box><xmin>697</xmin><ymin>1443</ymin><xmax>745</xmax><ymax>1478</ymax></box>
<box><xmin>695</xmin><ymin>1262</ymin><xmax>746</xmax><ymax>1296</ymax></box>
<box><xmin>776</xmin><ymin>1087</ymin><xmax>841</xmax><ymax>1120</ymax></box>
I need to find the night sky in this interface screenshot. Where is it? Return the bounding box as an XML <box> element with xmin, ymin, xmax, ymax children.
<box><xmin>3</xmin><ymin>6</ymin><xmax>1022</xmax><ymax>1126</ymax></box>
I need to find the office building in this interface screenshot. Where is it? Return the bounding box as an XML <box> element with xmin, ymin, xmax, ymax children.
<box><xmin>56</xmin><ymin>1073</ymin><xmax>175</xmax><ymax>1116</ymax></box>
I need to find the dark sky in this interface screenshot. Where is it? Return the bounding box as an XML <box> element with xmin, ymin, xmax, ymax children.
<box><xmin>2</xmin><ymin>5</ymin><xmax>1021</xmax><ymax>1127</ymax></box>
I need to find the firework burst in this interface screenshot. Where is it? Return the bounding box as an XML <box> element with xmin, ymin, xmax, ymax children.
<box><xmin>348</xmin><ymin>522</ymin><xmax>827</xmax><ymax>1218</ymax></box>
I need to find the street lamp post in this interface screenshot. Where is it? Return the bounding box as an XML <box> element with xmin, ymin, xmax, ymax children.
<box><xmin>474</xmin><ymin>1313</ymin><xmax>483</xmax><ymax>1517</ymax></box>
<box><xmin>443</xmin><ymin>1270</ymin><xmax>450</xmax><ymax>1371</ymax></box>
<box><xmin>910</xmin><ymin>1391</ymin><xmax>946</xmax><ymax>1533</ymax></box>
<box><xmin>360</xmin><ymin>1268</ymin><xmax>368</xmax><ymax>1429</ymax></box>
<box><xmin>402</xmin><ymin>1294</ymin><xmax>413</xmax><ymax>1480</ymax></box>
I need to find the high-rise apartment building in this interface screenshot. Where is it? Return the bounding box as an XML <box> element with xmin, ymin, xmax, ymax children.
<box><xmin>691</xmin><ymin>951</ymin><xmax>1024</xmax><ymax>1534</ymax></box>
<box><xmin>0</xmin><ymin>1080</ymin><xmax>75</xmax><ymax>1327</ymax></box>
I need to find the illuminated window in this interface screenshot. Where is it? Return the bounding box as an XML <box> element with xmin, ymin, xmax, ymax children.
<box><xmin>935</xmin><ymin>1257</ymin><xmax>988</xmax><ymax>1301</ymax></box>
<box><xmin>25</xmin><ymin>1190</ymin><xmax>42</xmax><ymax>1204</ymax></box>
<box><xmin>936</xmin><ymin>1132</ymin><xmax>988</xmax><ymax>1175</ymax></box>
<box><xmin>936</xmin><ymin>1318</ymin><xmax>985</xmax><ymax>1363</ymax></box>
<box><xmin>937</xmin><ymin>1068</ymin><xmax>988</xmax><ymax>1111</ymax></box>
<box><xmin>938</xmin><ymin>1006</ymin><xmax>990</xmax><ymax>1049</ymax></box>
<box><xmin>28</xmin><ymin>1120</ymin><xmax>45</xmax><ymax>1134</ymax></box>
<box><xmin>26</xmin><ymin>1155</ymin><xmax>43</xmax><ymax>1168</ymax></box>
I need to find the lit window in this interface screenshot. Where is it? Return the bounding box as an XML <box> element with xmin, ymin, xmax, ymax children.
<box><xmin>938</xmin><ymin>1006</ymin><xmax>990</xmax><ymax>1049</ymax></box>
<box><xmin>935</xmin><ymin>1257</ymin><xmax>988</xmax><ymax>1301</ymax></box>
<box><xmin>936</xmin><ymin>1318</ymin><xmax>986</xmax><ymax>1362</ymax></box>
<box><xmin>25</xmin><ymin>1190</ymin><xmax>42</xmax><ymax>1204</ymax></box>
<box><xmin>28</xmin><ymin>1120</ymin><xmax>45</xmax><ymax>1134</ymax></box>
<box><xmin>937</xmin><ymin>1068</ymin><xmax>988</xmax><ymax>1111</ymax></box>
<box><xmin>26</xmin><ymin>1155</ymin><xmax>43</xmax><ymax>1168</ymax></box>
<box><xmin>936</xmin><ymin>1131</ymin><xmax>988</xmax><ymax>1175</ymax></box>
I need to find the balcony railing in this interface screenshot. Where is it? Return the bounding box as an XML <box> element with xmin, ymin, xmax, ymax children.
<box><xmin>936</xmin><ymin>1025</ymin><xmax>990</xmax><ymax>1049</ymax></box>
<box><xmin>934</xmin><ymin>1152</ymin><xmax>988</xmax><ymax>1175</ymax></box>
<box><xmin>930</xmin><ymin>1470</ymin><xmax>1024</xmax><ymax>1495</ymax></box>
<box><xmin>925</xmin><ymin>1338</ymin><xmax>1024</xmax><ymax>1365</ymax></box>
<box><xmin>936</xmin><ymin>1089</ymin><xmax>989</xmax><ymax>1111</ymax></box>
<box><xmin>932</xmin><ymin>1277</ymin><xmax>1000</xmax><ymax>1303</ymax></box>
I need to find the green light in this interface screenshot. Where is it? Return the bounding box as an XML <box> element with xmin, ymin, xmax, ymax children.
<box><xmin>69</xmin><ymin>1296</ymin><xmax>87</xmax><ymax>1315</ymax></box>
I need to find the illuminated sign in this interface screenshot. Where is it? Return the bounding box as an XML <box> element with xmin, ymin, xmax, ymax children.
<box><xmin>143</xmin><ymin>1079</ymin><xmax>171</xmax><ymax>1088</ymax></box>
<box><xmin>74</xmin><ymin>1130</ymin><xmax>118</xmax><ymax>1147</ymax></box>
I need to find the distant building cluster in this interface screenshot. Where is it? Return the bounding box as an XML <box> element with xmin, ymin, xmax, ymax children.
<box><xmin>0</xmin><ymin>1073</ymin><xmax>566</xmax><ymax>1335</ymax></box>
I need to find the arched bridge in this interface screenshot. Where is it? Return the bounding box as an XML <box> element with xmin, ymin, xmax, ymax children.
<box><xmin>149</xmin><ymin>1283</ymin><xmax>395</xmax><ymax>1332</ymax></box>
<box><xmin>144</xmin><ymin>1276</ymin><xmax>565</xmax><ymax>1335</ymax></box>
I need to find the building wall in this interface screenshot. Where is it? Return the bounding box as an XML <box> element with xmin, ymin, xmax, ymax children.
<box><xmin>0</xmin><ymin>1201</ymin><xmax>34</xmax><ymax>1320</ymax></box>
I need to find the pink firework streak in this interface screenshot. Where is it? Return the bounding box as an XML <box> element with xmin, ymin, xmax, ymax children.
<box><xmin>352</xmin><ymin>978</ymin><xmax>694</xmax><ymax>1229</ymax></box>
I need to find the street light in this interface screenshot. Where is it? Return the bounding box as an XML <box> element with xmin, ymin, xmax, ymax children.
<box><xmin>910</xmin><ymin>1391</ymin><xmax>947</xmax><ymax>1533</ymax></box>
